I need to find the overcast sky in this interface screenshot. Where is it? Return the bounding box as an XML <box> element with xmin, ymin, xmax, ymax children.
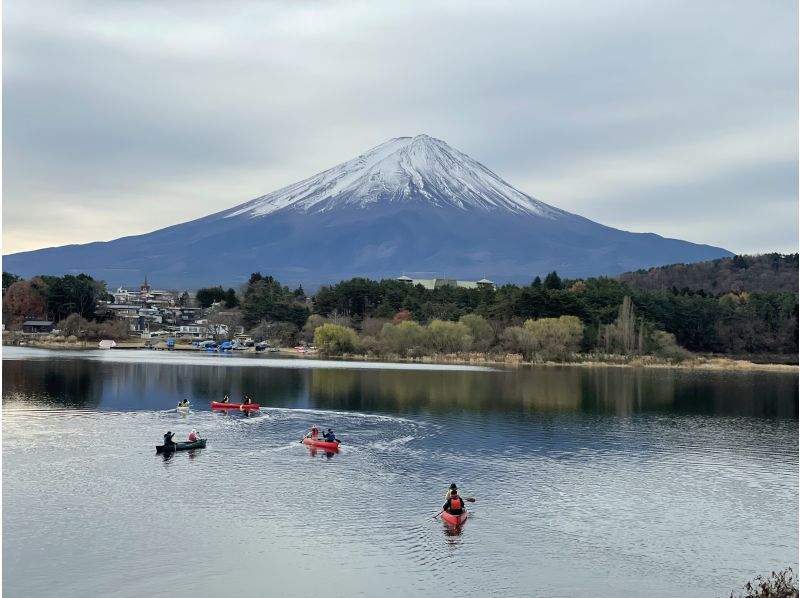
<box><xmin>3</xmin><ymin>0</ymin><xmax>798</xmax><ymax>255</ymax></box>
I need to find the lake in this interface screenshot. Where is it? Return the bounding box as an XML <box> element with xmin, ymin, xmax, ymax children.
<box><xmin>3</xmin><ymin>347</ymin><xmax>798</xmax><ymax>597</ymax></box>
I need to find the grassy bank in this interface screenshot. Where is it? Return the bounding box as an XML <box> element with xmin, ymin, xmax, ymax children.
<box><xmin>4</xmin><ymin>334</ymin><xmax>796</xmax><ymax>372</ymax></box>
<box><xmin>302</xmin><ymin>350</ymin><xmax>799</xmax><ymax>372</ymax></box>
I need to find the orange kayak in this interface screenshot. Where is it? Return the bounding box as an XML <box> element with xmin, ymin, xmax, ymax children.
<box><xmin>441</xmin><ymin>510</ymin><xmax>468</xmax><ymax>526</ymax></box>
<box><xmin>302</xmin><ymin>437</ymin><xmax>340</xmax><ymax>451</ymax></box>
<box><xmin>211</xmin><ymin>401</ymin><xmax>260</xmax><ymax>410</ymax></box>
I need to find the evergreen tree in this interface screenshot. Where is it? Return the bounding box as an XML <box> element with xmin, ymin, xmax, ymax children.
<box><xmin>195</xmin><ymin>286</ymin><xmax>227</xmax><ymax>308</ymax></box>
<box><xmin>543</xmin><ymin>271</ymin><xmax>563</xmax><ymax>290</ymax></box>
<box><xmin>224</xmin><ymin>288</ymin><xmax>239</xmax><ymax>308</ymax></box>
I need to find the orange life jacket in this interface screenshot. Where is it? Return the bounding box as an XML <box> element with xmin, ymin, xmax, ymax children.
<box><xmin>450</xmin><ymin>496</ymin><xmax>463</xmax><ymax>511</ymax></box>
<box><xmin>311</xmin><ymin>429</ymin><xmax>318</xmax><ymax>438</ymax></box>
<box><xmin>189</xmin><ymin>432</ymin><xmax>197</xmax><ymax>441</ymax></box>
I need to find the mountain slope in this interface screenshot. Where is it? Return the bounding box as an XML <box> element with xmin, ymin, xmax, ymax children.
<box><xmin>618</xmin><ymin>253</ymin><xmax>799</xmax><ymax>293</ymax></box>
<box><xmin>3</xmin><ymin>135</ymin><xmax>732</xmax><ymax>289</ymax></box>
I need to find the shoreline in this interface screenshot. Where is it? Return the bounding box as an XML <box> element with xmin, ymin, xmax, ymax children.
<box><xmin>326</xmin><ymin>353</ymin><xmax>799</xmax><ymax>373</ymax></box>
<box><xmin>3</xmin><ymin>338</ymin><xmax>797</xmax><ymax>373</ymax></box>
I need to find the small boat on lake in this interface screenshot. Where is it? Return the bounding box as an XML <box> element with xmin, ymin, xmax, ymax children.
<box><xmin>155</xmin><ymin>439</ymin><xmax>206</xmax><ymax>453</ymax></box>
<box><xmin>211</xmin><ymin>401</ymin><xmax>260</xmax><ymax>411</ymax></box>
<box><xmin>302</xmin><ymin>437</ymin><xmax>340</xmax><ymax>451</ymax></box>
<box><xmin>441</xmin><ymin>510</ymin><xmax>468</xmax><ymax>526</ymax></box>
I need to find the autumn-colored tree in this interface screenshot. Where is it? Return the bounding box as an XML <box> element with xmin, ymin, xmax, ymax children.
<box><xmin>2</xmin><ymin>279</ymin><xmax>48</xmax><ymax>329</ymax></box>
<box><xmin>393</xmin><ymin>309</ymin><xmax>412</xmax><ymax>323</ymax></box>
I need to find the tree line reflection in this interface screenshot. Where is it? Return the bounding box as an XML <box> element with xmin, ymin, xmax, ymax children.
<box><xmin>2</xmin><ymin>358</ymin><xmax>797</xmax><ymax>418</ymax></box>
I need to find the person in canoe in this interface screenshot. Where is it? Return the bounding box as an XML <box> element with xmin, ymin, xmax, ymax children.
<box><xmin>178</xmin><ymin>399</ymin><xmax>190</xmax><ymax>407</ymax></box>
<box><xmin>305</xmin><ymin>424</ymin><xmax>320</xmax><ymax>439</ymax></box>
<box><xmin>163</xmin><ymin>431</ymin><xmax>176</xmax><ymax>447</ymax></box>
<box><xmin>445</xmin><ymin>482</ymin><xmax>458</xmax><ymax>499</ymax></box>
<box><xmin>188</xmin><ymin>429</ymin><xmax>199</xmax><ymax>442</ymax></box>
<box><xmin>221</xmin><ymin>395</ymin><xmax>230</xmax><ymax>404</ymax></box>
<box><xmin>243</xmin><ymin>395</ymin><xmax>253</xmax><ymax>405</ymax></box>
<box><xmin>323</xmin><ymin>428</ymin><xmax>337</xmax><ymax>442</ymax></box>
<box><xmin>442</xmin><ymin>488</ymin><xmax>465</xmax><ymax>517</ymax></box>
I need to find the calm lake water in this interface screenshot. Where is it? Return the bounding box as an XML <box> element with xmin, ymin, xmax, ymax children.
<box><xmin>3</xmin><ymin>347</ymin><xmax>798</xmax><ymax>597</ymax></box>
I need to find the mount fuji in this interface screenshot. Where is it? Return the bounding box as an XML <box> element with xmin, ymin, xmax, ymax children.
<box><xmin>3</xmin><ymin>134</ymin><xmax>731</xmax><ymax>289</ymax></box>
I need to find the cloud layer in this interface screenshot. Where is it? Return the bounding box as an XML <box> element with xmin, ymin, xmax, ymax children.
<box><xmin>3</xmin><ymin>0</ymin><xmax>797</xmax><ymax>255</ymax></box>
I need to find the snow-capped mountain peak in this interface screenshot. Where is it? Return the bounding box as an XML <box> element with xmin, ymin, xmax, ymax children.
<box><xmin>225</xmin><ymin>134</ymin><xmax>564</xmax><ymax>219</ymax></box>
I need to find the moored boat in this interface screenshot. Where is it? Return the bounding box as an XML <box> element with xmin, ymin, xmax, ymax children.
<box><xmin>211</xmin><ymin>401</ymin><xmax>260</xmax><ymax>410</ymax></box>
<box><xmin>155</xmin><ymin>439</ymin><xmax>206</xmax><ymax>453</ymax></box>
<box><xmin>440</xmin><ymin>510</ymin><xmax>468</xmax><ymax>526</ymax></box>
<box><xmin>302</xmin><ymin>437</ymin><xmax>340</xmax><ymax>451</ymax></box>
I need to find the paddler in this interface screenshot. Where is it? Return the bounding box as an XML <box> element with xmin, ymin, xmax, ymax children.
<box><xmin>188</xmin><ymin>429</ymin><xmax>198</xmax><ymax>442</ymax></box>
<box><xmin>178</xmin><ymin>399</ymin><xmax>190</xmax><ymax>407</ymax></box>
<box><xmin>442</xmin><ymin>488</ymin><xmax>465</xmax><ymax>517</ymax></box>
<box><xmin>221</xmin><ymin>395</ymin><xmax>230</xmax><ymax>404</ymax></box>
<box><xmin>445</xmin><ymin>483</ymin><xmax>458</xmax><ymax>499</ymax></box>
<box><xmin>243</xmin><ymin>395</ymin><xmax>252</xmax><ymax>405</ymax></box>
<box><xmin>307</xmin><ymin>424</ymin><xmax>319</xmax><ymax>439</ymax></box>
<box><xmin>323</xmin><ymin>428</ymin><xmax>337</xmax><ymax>442</ymax></box>
<box><xmin>163</xmin><ymin>431</ymin><xmax>176</xmax><ymax>447</ymax></box>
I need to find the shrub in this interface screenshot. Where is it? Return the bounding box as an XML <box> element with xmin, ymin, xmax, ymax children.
<box><xmin>729</xmin><ymin>568</ymin><xmax>798</xmax><ymax>598</ymax></box>
<box><xmin>650</xmin><ymin>330</ymin><xmax>692</xmax><ymax>362</ymax></box>
<box><xmin>426</xmin><ymin>320</ymin><xmax>473</xmax><ymax>353</ymax></box>
<box><xmin>356</xmin><ymin>335</ymin><xmax>379</xmax><ymax>355</ymax></box>
<box><xmin>314</xmin><ymin>324</ymin><xmax>358</xmax><ymax>355</ymax></box>
<box><xmin>299</xmin><ymin>314</ymin><xmax>327</xmax><ymax>343</ymax></box>
<box><xmin>524</xmin><ymin>316</ymin><xmax>584</xmax><ymax>361</ymax></box>
<box><xmin>501</xmin><ymin>326</ymin><xmax>536</xmax><ymax>360</ymax></box>
<box><xmin>459</xmin><ymin>314</ymin><xmax>494</xmax><ymax>351</ymax></box>
<box><xmin>380</xmin><ymin>320</ymin><xmax>428</xmax><ymax>356</ymax></box>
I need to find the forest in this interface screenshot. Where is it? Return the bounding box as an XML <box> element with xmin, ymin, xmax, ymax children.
<box><xmin>3</xmin><ymin>253</ymin><xmax>797</xmax><ymax>361</ymax></box>
<box><xmin>307</xmin><ymin>271</ymin><xmax>798</xmax><ymax>357</ymax></box>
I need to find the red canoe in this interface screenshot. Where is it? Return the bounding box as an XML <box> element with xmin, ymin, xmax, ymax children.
<box><xmin>211</xmin><ymin>401</ymin><xmax>260</xmax><ymax>410</ymax></box>
<box><xmin>302</xmin><ymin>437</ymin><xmax>340</xmax><ymax>451</ymax></box>
<box><xmin>441</xmin><ymin>510</ymin><xmax>468</xmax><ymax>526</ymax></box>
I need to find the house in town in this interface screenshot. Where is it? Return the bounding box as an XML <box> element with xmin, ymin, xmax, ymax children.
<box><xmin>22</xmin><ymin>320</ymin><xmax>54</xmax><ymax>333</ymax></box>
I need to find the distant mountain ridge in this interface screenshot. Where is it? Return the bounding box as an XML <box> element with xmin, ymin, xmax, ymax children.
<box><xmin>617</xmin><ymin>253</ymin><xmax>799</xmax><ymax>294</ymax></box>
<box><xmin>3</xmin><ymin>134</ymin><xmax>732</xmax><ymax>289</ymax></box>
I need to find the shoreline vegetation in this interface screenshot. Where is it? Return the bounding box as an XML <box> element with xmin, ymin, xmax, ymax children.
<box><xmin>3</xmin><ymin>255</ymin><xmax>797</xmax><ymax>371</ymax></box>
<box><xmin>4</xmin><ymin>334</ymin><xmax>796</xmax><ymax>373</ymax></box>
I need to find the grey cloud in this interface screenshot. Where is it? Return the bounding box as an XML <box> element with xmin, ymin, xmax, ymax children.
<box><xmin>3</xmin><ymin>0</ymin><xmax>797</xmax><ymax>255</ymax></box>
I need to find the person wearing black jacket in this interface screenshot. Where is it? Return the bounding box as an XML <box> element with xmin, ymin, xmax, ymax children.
<box><xmin>442</xmin><ymin>489</ymin><xmax>465</xmax><ymax>515</ymax></box>
<box><xmin>163</xmin><ymin>431</ymin><xmax>176</xmax><ymax>447</ymax></box>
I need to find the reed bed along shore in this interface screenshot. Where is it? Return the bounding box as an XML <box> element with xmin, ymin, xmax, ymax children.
<box><xmin>6</xmin><ymin>335</ymin><xmax>794</xmax><ymax>373</ymax></box>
